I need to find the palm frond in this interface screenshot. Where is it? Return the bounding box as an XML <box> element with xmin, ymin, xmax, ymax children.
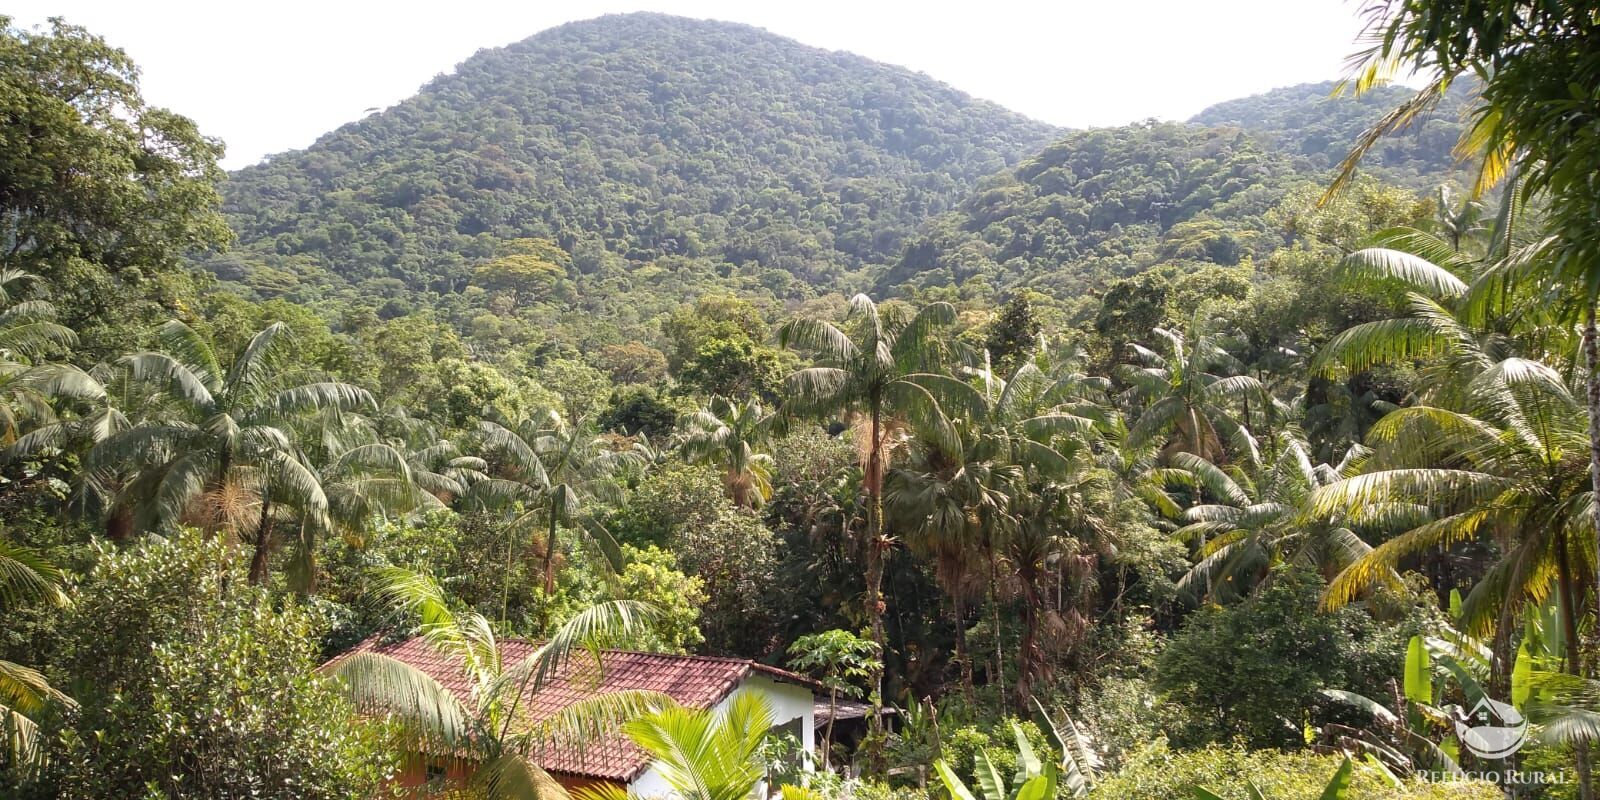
<box><xmin>326</xmin><ymin>651</ymin><xmax>475</xmax><ymax>751</ymax></box>
<box><xmin>1339</xmin><ymin>248</ymin><xmax>1468</xmax><ymax>299</ymax></box>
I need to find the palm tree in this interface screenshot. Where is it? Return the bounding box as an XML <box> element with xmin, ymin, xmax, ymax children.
<box><xmin>1148</xmin><ymin>438</ymin><xmax>1372</xmax><ymax>605</ymax></box>
<box><xmin>1433</xmin><ymin>185</ymin><xmax>1485</xmax><ymax>253</ymax></box>
<box><xmin>0</xmin><ymin>538</ymin><xmax>75</xmax><ymax>776</ymax></box>
<box><xmin>84</xmin><ymin>321</ymin><xmax>373</xmax><ymax>583</ymax></box>
<box><xmin>0</xmin><ymin>268</ymin><xmax>103</xmax><ymax>447</ymax></box>
<box><xmin>574</xmin><ymin>692</ymin><xmax>774</xmax><ymax>800</ymax></box>
<box><xmin>1119</xmin><ymin>318</ymin><xmax>1265</xmax><ymax>466</ymax></box>
<box><xmin>1309</xmin><ymin>231</ymin><xmax>1600</xmax><ymax>791</ymax></box>
<box><xmin>473</xmin><ymin>411</ymin><xmax>638</xmax><ymax>597</ymax></box>
<box><xmin>379</xmin><ymin>409</ymin><xmax>488</xmax><ymax>503</ymax></box>
<box><xmin>680</xmin><ymin>395</ymin><xmax>774</xmax><ymax>509</ymax></box>
<box><xmin>776</xmin><ymin>293</ymin><xmax>963</xmax><ymax>738</ymax></box>
<box><xmin>887</xmin><ymin>421</ymin><xmax>1019</xmax><ymax>700</ymax></box>
<box><xmin>307</xmin><ymin>437</ymin><xmax>449</xmax><ymax>587</ymax></box>
<box><xmin>886</xmin><ymin>361</ymin><xmax>1094</xmax><ymax>700</ymax></box>
<box><xmin>1312</xmin><ymin>356</ymin><xmax>1592</xmax><ymax>689</ymax></box>
<box><xmin>329</xmin><ymin>568</ymin><xmax>665</xmax><ymax>799</ymax></box>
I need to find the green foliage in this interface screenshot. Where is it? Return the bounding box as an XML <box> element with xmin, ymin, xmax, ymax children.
<box><xmin>933</xmin><ymin>721</ymin><xmax>1058</xmax><ymax>800</ymax></box>
<box><xmin>1190</xmin><ymin>81</ymin><xmax>1471</xmax><ymax>188</ymax></box>
<box><xmin>609</xmin><ymin>463</ymin><xmax>782</xmax><ymax>654</ymax></box>
<box><xmin>885</xmin><ymin>123</ymin><xmax>1290</xmax><ymax>297</ymax></box>
<box><xmin>35</xmin><ymin>531</ymin><xmax>392</xmax><ymax>798</ymax></box>
<box><xmin>0</xmin><ymin>17</ymin><xmax>230</xmax><ymax>358</ymax></box>
<box><xmin>598</xmin><ymin>385</ymin><xmax>681</xmax><ymax>438</ymax></box>
<box><xmin>604</xmin><ymin>545</ymin><xmax>706</xmax><ymax>654</ymax></box>
<box><xmin>9</xmin><ymin>7</ymin><xmax>1599</xmax><ymax>794</ymax></box>
<box><xmin>788</xmin><ymin>629</ymin><xmax>881</xmax><ymax>699</ymax></box>
<box><xmin>1155</xmin><ymin>568</ymin><xmax>1410</xmax><ymax>749</ymax></box>
<box><xmin>983</xmin><ymin>293</ymin><xmax>1042</xmax><ymax>375</ymax></box>
<box><xmin>577</xmin><ymin>692</ymin><xmax>775</xmax><ymax>800</ymax></box>
<box><xmin>1088</xmin><ymin>742</ymin><xmax>1499</xmax><ymax>800</ymax></box>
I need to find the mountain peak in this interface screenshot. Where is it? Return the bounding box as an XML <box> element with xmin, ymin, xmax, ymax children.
<box><xmin>220</xmin><ymin>15</ymin><xmax>1059</xmax><ymax>298</ymax></box>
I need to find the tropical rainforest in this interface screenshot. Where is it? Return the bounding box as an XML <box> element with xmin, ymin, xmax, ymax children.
<box><xmin>1</xmin><ymin>6</ymin><xmax>1598</xmax><ymax>800</ymax></box>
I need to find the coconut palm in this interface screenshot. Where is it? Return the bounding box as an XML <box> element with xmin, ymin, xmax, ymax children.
<box><xmin>1119</xmin><ymin>317</ymin><xmax>1265</xmax><ymax>466</ymax></box>
<box><xmin>574</xmin><ymin>691</ymin><xmax>775</xmax><ymax>800</ymax></box>
<box><xmin>1314</xmin><ymin>354</ymin><xmax>1593</xmax><ymax>674</ymax></box>
<box><xmin>679</xmin><ymin>395</ymin><xmax>775</xmax><ymax>509</ymax></box>
<box><xmin>473</xmin><ymin>411</ymin><xmax>639</xmax><ymax>596</ymax></box>
<box><xmin>0</xmin><ymin>538</ymin><xmax>74</xmax><ymax>776</ymax></box>
<box><xmin>83</xmin><ymin>321</ymin><xmax>372</xmax><ymax>583</ymax></box>
<box><xmin>0</xmin><ymin>268</ymin><xmax>103</xmax><ymax>447</ymax></box>
<box><xmin>329</xmin><ymin>568</ymin><xmax>666</xmax><ymax>800</ymax></box>
<box><xmin>776</xmin><ymin>293</ymin><xmax>964</xmax><ymax>733</ymax></box>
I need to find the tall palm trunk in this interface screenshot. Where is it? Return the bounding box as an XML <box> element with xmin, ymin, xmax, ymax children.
<box><xmin>989</xmin><ymin>556</ymin><xmax>1005</xmax><ymax>702</ymax></box>
<box><xmin>1558</xmin><ymin>529</ymin><xmax>1595</xmax><ymax>800</ymax></box>
<box><xmin>1015</xmin><ymin>589</ymin><xmax>1039</xmax><ymax>713</ymax></box>
<box><xmin>1585</xmin><ymin>303</ymin><xmax>1600</xmax><ymax>625</ymax></box>
<box><xmin>543</xmin><ymin>502</ymin><xmax>560</xmax><ymax>595</ymax></box>
<box><xmin>1580</xmin><ymin>299</ymin><xmax>1600</xmax><ymax>800</ymax></box>
<box><xmin>863</xmin><ymin>401</ymin><xmax>887</xmax><ymax>769</ymax></box>
<box><xmin>727</xmin><ymin>468</ymin><xmax>750</xmax><ymax>509</ymax></box>
<box><xmin>248</xmin><ymin>490</ymin><xmax>273</xmax><ymax>586</ymax></box>
<box><xmin>952</xmin><ymin>591</ymin><xmax>974</xmax><ymax>702</ymax></box>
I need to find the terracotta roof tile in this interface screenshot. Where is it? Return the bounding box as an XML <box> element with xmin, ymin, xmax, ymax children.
<box><xmin>330</xmin><ymin>636</ymin><xmax>814</xmax><ymax>782</ymax></box>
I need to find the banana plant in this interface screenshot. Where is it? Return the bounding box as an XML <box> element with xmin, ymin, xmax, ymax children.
<box><xmin>933</xmin><ymin>721</ymin><xmax>1058</xmax><ymax>800</ymax></box>
<box><xmin>1318</xmin><ymin>627</ymin><xmax>1496</xmax><ymax>777</ymax></box>
<box><xmin>1032</xmin><ymin>699</ymin><xmax>1099</xmax><ymax>797</ymax></box>
<box><xmin>1190</xmin><ymin>757</ymin><xmax>1353</xmax><ymax>800</ymax></box>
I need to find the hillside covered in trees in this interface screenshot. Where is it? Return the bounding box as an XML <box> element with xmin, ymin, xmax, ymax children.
<box><xmin>1189</xmin><ymin>80</ymin><xmax>1474</xmax><ymax>184</ymax></box>
<box><xmin>214</xmin><ymin>13</ymin><xmax>1059</xmax><ymax>301</ymax></box>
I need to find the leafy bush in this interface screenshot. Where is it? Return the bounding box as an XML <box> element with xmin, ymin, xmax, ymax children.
<box><xmin>1155</xmin><ymin>567</ymin><xmax>1411</xmax><ymax>748</ymax></box>
<box><xmin>604</xmin><ymin>544</ymin><xmax>707</xmax><ymax>653</ymax></box>
<box><xmin>1090</xmin><ymin>741</ymin><xmax>1500</xmax><ymax>800</ymax></box>
<box><xmin>31</xmin><ymin>530</ymin><xmax>394</xmax><ymax>799</ymax></box>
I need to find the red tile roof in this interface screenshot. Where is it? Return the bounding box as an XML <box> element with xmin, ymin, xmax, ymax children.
<box><xmin>330</xmin><ymin>636</ymin><xmax>815</xmax><ymax>782</ymax></box>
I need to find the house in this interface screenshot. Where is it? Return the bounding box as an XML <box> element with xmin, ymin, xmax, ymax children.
<box><xmin>331</xmin><ymin>636</ymin><xmax>819</xmax><ymax>797</ymax></box>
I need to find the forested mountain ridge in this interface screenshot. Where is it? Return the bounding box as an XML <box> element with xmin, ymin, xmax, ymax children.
<box><xmin>1189</xmin><ymin>80</ymin><xmax>1473</xmax><ymax>185</ymax></box>
<box><xmin>879</xmin><ymin>123</ymin><xmax>1294</xmax><ymax>297</ymax></box>
<box><xmin>878</xmin><ymin>82</ymin><xmax>1470</xmax><ymax>302</ymax></box>
<box><xmin>215</xmin><ymin>12</ymin><xmax>1060</xmax><ymax>300</ymax></box>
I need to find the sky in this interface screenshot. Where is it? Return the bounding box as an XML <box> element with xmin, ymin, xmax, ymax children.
<box><xmin>11</xmin><ymin>1</ymin><xmax>1376</xmax><ymax>169</ymax></box>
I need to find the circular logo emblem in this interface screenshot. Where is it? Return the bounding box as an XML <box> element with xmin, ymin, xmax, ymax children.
<box><xmin>1455</xmin><ymin>697</ymin><xmax>1527</xmax><ymax>760</ymax></box>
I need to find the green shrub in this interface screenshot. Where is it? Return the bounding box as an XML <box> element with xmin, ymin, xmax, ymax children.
<box><xmin>1090</xmin><ymin>741</ymin><xmax>1501</xmax><ymax>800</ymax></box>
<box><xmin>1155</xmin><ymin>567</ymin><xmax>1411</xmax><ymax>749</ymax></box>
<box><xmin>33</xmin><ymin>530</ymin><xmax>395</xmax><ymax>799</ymax></box>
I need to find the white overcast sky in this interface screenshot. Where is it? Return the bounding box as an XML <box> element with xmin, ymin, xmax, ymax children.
<box><xmin>10</xmin><ymin>1</ymin><xmax>1376</xmax><ymax>169</ymax></box>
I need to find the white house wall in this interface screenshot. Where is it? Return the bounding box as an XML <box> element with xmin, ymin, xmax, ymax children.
<box><xmin>628</xmin><ymin>675</ymin><xmax>815</xmax><ymax>800</ymax></box>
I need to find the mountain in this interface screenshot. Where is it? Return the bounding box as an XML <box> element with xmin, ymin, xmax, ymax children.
<box><xmin>1188</xmin><ymin>81</ymin><xmax>1473</xmax><ymax>187</ymax></box>
<box><xmin>877</xmin><ymin>83</ymin><xmax>1470</xmax><ymax>299</ymax></box>
<box><xmin>879</xmin><ymin>123</ymin><xmax>1298</xmax><ymax>297</ymax></box>
<box><xmin>213</xmin><ymin>13</ymin><xmax>1060</xmax><ymax>302</ymax></box>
